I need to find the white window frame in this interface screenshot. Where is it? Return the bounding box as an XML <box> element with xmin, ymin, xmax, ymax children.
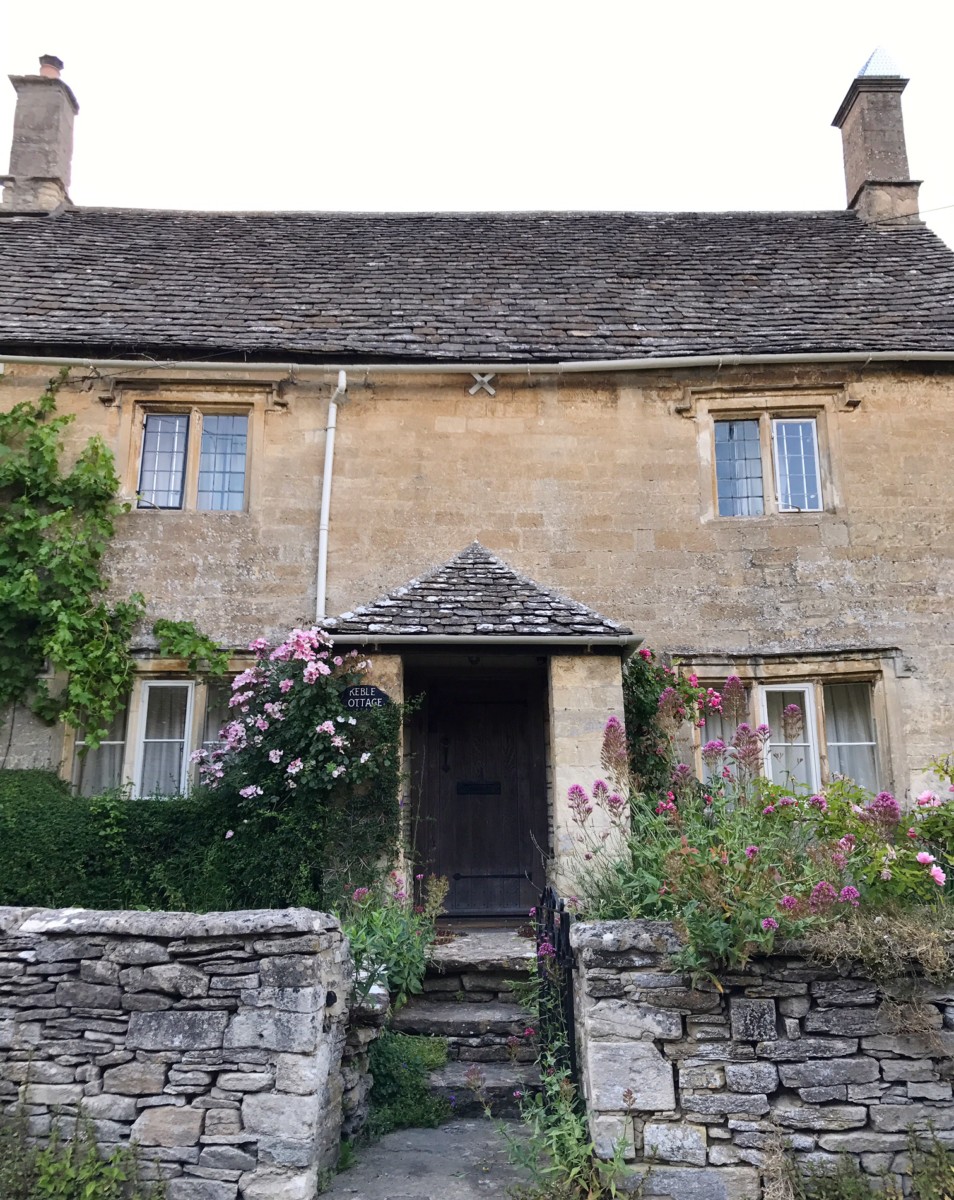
<box><xmin>133</xmin><ymin>679</ymin><xmax>196</xmax><ymax>798</ymax></box>
<box><xmin>771</xmin><ymin>417</ymin><xmax>822</xmax><ymax>513</ymax></box>
<box><xmin>758</xmin><ymin>683</ymin><xmax>821</xmax><ymax>792</ymax></box>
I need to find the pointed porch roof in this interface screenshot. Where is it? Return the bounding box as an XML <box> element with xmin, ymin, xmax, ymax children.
<box><xmin>322</xmin><ymin>543</ymin><xmax>634</xmax><ymax>644</ymax></box>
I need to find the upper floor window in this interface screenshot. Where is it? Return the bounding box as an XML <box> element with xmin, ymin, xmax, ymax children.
<box><xmin>715</xmin><ymin>416</ymin><xmax>821</xmax><ymax>517</ymax></box>
<box><xmin>138</xmin><ymin>411</ymin><xmax>248</xmax><ymax>511</ymax></box>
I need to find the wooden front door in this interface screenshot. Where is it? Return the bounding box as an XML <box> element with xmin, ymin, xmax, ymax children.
<box><xmin>410</xmin><ymin>671</ymin><xmax>547</xmax><ymax>917</ymax></box>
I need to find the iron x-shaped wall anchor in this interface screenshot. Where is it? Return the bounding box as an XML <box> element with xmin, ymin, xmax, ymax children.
<box><xmin>469</xmin><ymin>373</ymin><xmax>496</xmax><ymax>396</ymax></box>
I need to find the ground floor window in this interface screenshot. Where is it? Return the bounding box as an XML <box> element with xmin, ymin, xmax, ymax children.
<box><xmin>136</xmin><ymin>681</ymin><xmax>195</xmax><ymax>796</ymax></box>
<box><xmin>71</xmin><ymin>675</ymin><xmax>234</xmax><ymax>796</ymax></box>
<box><xmin>695</xmin><ymin>663</ymin><xmax>886</xmax><ymax>794</ymax></box>
<box><xmin>72</xmin><ymin>705</ymin><xmax>128</xmax><ymax>797</ymax></box>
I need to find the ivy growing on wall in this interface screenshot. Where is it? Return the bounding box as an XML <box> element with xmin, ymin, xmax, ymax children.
<box><xmin>0</xmin><ymin>369</ymin><xmax>147</xmax><ymax>748</ymax></box>
<box><xmin>0</xmin><ymin>371</ymin><xmax>228</xmax><ymax>752</ymax></box>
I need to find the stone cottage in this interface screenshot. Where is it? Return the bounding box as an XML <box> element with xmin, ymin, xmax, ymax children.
<box><xmin>1</xmin><ymin>51</ymin><xmax>953</xmax><ymax>914</ymax></box>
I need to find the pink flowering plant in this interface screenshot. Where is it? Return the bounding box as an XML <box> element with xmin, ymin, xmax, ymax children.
<box><xmin>622</xmin><ymin>647</ymin><xmax>709</xmax><ymax>793</ymax></box>
<box><xmin>189</xmin><ymin>626</ymin><xmax>402</xmax><ymax>909</ymax></box>
<box><xmin>344</xmin><ymin>871</ymin><xmax>449</xmax><ymax>1008</ymax></box>
<box><xmin>570</xmin><ymin>664</ymin><xmax>954</xmax><ymax>974</ymax></box>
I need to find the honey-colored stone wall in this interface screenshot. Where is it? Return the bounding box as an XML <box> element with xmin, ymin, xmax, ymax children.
<box><xmin>549</xmin><ymin>654</ymin><xmax>626</xmax><ymax>890</ymax></box>
<box><xmin>2</xmin><ymin>361</ymin><xmax>954</xmax><ymax>795</ymax></box>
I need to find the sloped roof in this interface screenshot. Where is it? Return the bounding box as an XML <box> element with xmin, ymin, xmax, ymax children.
<box><xmin>322</xmin><ymin>543</ymin><xmax>632</xmax><ymax>639</ymax></box>
<box><xmin>0</xmin><ymin>208</ymin><xmax>953</xmax><ymax>361</ymax></box>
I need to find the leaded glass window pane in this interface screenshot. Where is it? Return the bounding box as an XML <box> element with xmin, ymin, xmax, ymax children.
<box><xmin>197</xmin><ymin>415</ymin><xmax>248</xmax><ymax>511</ymax></box>
<box><xmin>140</xmin><ymin>685</ymin><xmax>190</xmax><ymax>795</ymax></box>
<box><xmin>773</xmin><ymin>419</ymin><xmax>821</xmax><ymax>512</ymax></box>
<box><xmin>825</xmin><ymin>683</ymin><xmax>878</xmax><ymax>790</ymax></box>
<box><xmin>715</xmin><ymin>420</ymin><xmax>764</xmax><ymax>516</ymax></box>
<box><xmin>138</xmin><ymin>414</ymin><xmax>188</xmax><ymax>509</ymax></box>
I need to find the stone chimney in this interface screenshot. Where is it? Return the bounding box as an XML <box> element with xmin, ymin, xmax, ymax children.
<box><xmin>832</xmin><ymin>49</ymin><xmax>920</xmax><ymax>223</ymax></box>
<box><xmin>0</xmin><ymin>55</ymin><xmax>79</xmax><ymax>212</ymax></box>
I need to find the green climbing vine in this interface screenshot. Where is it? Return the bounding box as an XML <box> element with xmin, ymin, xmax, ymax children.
<box><xmin>152</xmin><ymin>619</ymin><xmax>230</xmax><ymax>676</ymax></box>
<box><xmin>0</xmin><ymin>371</ymin><xmax>225</xmax><ymax>751</ymax></box>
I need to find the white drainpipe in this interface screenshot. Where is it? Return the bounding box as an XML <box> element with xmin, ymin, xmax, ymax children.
<box><xmin>316</xmin><ymin>369</ymin><xmax>347</xmax><ymax>621</ymax></box>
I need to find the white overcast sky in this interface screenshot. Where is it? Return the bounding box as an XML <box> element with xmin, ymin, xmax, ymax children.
<box><xmin>2</xmin><ymin>0</ymin><xmax>953</xmax><ymax>248</ymax></box>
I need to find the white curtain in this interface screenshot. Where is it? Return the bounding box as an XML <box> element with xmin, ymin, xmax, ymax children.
<box><xmin>73</xmin><ymin>705</ymin><xmax>127</xmax><ymax>796</ymax></box>
<box><xmin>766</xmin><ymin>690</ymin><xmax>814</xmax><ymax>789</ymax></box>
<box><xmin>825</xmin><ymin>683</ymin><xmax>878</xmax><ymax>790</ymax></box>
<box><xmin>140</xmin><ymin>686</ymin><xmax>189</xmax><ymax>795</ymax></box>
<box><xmin>203</xmin><ymin>683</ymin><xmax>231</xmax><ymax>748</ymax></box>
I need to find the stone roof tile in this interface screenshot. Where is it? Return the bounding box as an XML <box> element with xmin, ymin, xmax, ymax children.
<box><xmin>322</xmin><ymin>543</ymin><xmax>631</xmax><ymax>639</ymax></box>
<box><xmin>0</xmin><ymin>209</ymin><xmax>952</xmax><ymax>360</ymax></box>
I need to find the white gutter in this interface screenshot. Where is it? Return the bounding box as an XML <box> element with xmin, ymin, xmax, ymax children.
<box><xmin>315</xmin><ymin>369</ymin><xmax>347</xmax><ymax>621</ymax></box>
<box><xmin>2</xmin><ymin>350</ymin><xmax>954</xmax><ymax>376</ymax></box>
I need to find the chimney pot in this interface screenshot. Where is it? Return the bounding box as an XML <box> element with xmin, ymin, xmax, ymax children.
<box><xmin>832</xmin><ymin>48</ymin><xmax>920</xmax><ymax>223</ymax></box>
<box><xmin>38</xmin><ymin>55</ymin><xmax>64</xmax><ymax>80</ymax></box>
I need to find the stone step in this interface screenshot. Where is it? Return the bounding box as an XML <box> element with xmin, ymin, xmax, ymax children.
<box><xmin>428</xmin><ymin>930</ymin><xmax>536</xmax><ymax>977</ymax></box>
<box><xmin>421</xmin><ymin>971</ymin><xmax>525</xmax><ymax>1003</ymax></box>
<box><xmin>431</xmin><ymin>1060</ymin><xmax>541</xmax><ymax>1117</ymax></box>
<box><xmin>392</xmin><ymin>1000</ymin><xmax>527</xmax><ymax>1039</ymax></box>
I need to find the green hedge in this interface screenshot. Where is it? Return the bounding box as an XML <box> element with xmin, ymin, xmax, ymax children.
<box><xmin>0</xmin><ymin>767</ymin><xmax>397</xmax><ymax>913</ymax></box>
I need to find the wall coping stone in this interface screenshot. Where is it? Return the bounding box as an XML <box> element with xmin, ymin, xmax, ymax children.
<box><xmin>0</xmin><ymin>906</ymin><xmax>340</xmax><ymax>938</ymax></box>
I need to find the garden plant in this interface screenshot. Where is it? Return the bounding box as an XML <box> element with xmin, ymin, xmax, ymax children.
<box><xmin>568</xmin><ymin>648</ymin><xmax>954</xmax><ymax>980</ymax></box>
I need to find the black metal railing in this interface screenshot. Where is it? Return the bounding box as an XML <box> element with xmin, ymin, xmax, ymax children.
<box><xmin>534</xmin><ymin>884</ymin><xmax>578</xmax><ymax>1084</ymax></box>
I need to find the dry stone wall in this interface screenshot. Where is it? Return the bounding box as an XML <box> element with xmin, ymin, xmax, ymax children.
<box><xmin>0</xmin><ymin>907</ymin><xmax>352</xmax><ymax>1200</ymax></box>
<box><xmin>571</xmin><ymin>920</ymin><xmax>954</xmax><ymax>1200</ymax></box>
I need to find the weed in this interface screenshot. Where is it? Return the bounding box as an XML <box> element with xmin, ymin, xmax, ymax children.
<box><xmin>492</xmin><ymin>971</ymin><xmax>629</xmax><ymax>1199</ymax></box>
<box><xmin>367</xmin><ymin>1031</ymin><xmax>450</xmax><ymax>1137</ymax></box>
<box><xmin>0</xmin><ymin>1108</ymin><xmax>163</xmax><ymax>1200</ymax></box>
<box><xmin>800</xmin><ymin>905</ymin><xmax>954</xmax><ymax>984</ymax></box>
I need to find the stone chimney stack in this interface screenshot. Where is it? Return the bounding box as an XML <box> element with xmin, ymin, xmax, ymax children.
<box><xmin>0</xmin><ymin>55</ymin><xmax>79</xmax><ymax>212</ymax></box>
<box><xmin>832</xmin><ymin>49</ymin><xmax>920</xmax><ymax>224</ymax></box>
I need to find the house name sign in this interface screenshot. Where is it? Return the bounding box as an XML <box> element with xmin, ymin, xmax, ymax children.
<box><xmin>341</xmin><ymin>685</ymin><xmax>391</xmax><ymax>710</ymax></box>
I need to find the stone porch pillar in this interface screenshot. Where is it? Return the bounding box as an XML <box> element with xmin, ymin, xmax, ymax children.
<box><xmin>548</xmin><ymin>654</ymin><xmax>626</xmax><ymax>896</ymax></box>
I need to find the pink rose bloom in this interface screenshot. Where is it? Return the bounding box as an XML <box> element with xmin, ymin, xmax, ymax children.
<box><xmin>916</xmin><ymin>852</ymin><xmax>936</xmax><ymax>865</ymax></box>
<box><xmin>279</xmin><ymin>678</ymin><xmax>294</xmax><ymax>693</ymax></box>
<box><xmin>929</xmin><ymin>865</ymin><xmax>947</xmax><ymax>886</ymax></box>
<box><xmin>917</xmin><ymin>790</ymin><xmax>942</xmax><ymax>807</ymax></box>
<box><xmin>907</xmin><ymin>827</ymin><xmax>918</xmax><ymax>839</ymax></box>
